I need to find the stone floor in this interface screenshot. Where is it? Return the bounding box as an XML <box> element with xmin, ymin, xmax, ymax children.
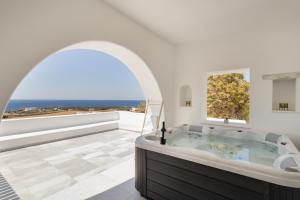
<box><xmin>0</xmin><ymin>130</ymin><xmax>146</xmax><ymax>200</ymax></box>
<box><xmin>87</xmin><ymin>178</ymin><xmax>144</xmax><ymax>200</ymax></box>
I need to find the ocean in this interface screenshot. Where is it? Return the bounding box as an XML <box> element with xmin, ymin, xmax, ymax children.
<box><xmin>5</xmin><ymin>100</ymin><xmax>145</xmax><ymax>112</ymax></box>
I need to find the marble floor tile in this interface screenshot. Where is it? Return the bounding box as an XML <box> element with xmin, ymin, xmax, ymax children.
<box><xmin>0</xmin><ymin>130</ymin><xmax>140</xmax><ymax>200</ymax></box>
<box><xmin>18</xmin><ymin>167</ymin><xmax>64</xmax><ymax>187</ymax></box>
<box><xmin>44</xmin><ymin>174</ymin><xmax>119</xmax><ymax>200</ymax></box>
<box><xmin>44</xmin><ymin>152</ymin><xmax>77</xmax><ymax>165</ymax></box>
<box><xmin>54</xmin><ymin>158</ymin><xmax>98</xmax><ymax>178</ymax></box>
<box><xmin>87</xmin><ymin>178</ymin><xmax>146</xmax><ymax>200</ymax></box>
<box><xmin>87</xmin><ymin>185</ymin><xmax>131</xmax><ymax>200</ymax></box>
<box><xmin>101</xmin><ymin>159</ymin><xmax>135</xmax><ymax>183</ymax></box>
<box><xmin>28</xmin><ymin>174</ymin><xmax>74</xmax><ymax>199</ymax></box>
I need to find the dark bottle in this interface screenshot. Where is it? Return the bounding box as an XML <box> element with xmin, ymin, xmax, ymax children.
<box><xmin>160</xmin><ymin>121</ymin><xmax>166</xmax><ymax>145</ymax></box>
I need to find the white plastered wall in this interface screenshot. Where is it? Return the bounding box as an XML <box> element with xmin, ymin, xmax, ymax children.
<box><xmin>174</xmin><ymin>22</ymin><xmax>300</xmax><ymax>148</ymax></box>
<box><xmin>0</xmin><ymin>0</ymin><xmax>176</xmax><ymax>126</ymax></box>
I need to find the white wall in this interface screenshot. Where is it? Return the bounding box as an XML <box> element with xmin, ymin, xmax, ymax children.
<box><xmin>0</xmin><ymin>0</ymin><xmax>176</xmax><ymax>126</ymax></box>
<box><xmin>174</xmin><ymin>22</ymin><xmax>300</xmax><ymax>148</ymax></box>
<box><xmin>119</xmin><ymin>111</ymin><xmax>144</xmax><ymax>132</ymax></box>
<box><xmin>297</xmin><ymin>79</ymin><xmax>300</xmax><ymax>112</ymax></box>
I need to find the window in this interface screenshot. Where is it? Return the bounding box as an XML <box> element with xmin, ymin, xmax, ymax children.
<box><xmin>207</xmin><ymin>69</ymin><xmax>250</xmax><ymax>124</ymax></box>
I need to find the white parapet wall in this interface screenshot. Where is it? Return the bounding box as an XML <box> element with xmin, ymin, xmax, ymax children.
<box><xmin>119</xmin><ymin>111</ymin><xmax>145</xmax><ymax>132</ymax></box>
<box><xmin>0</xmin><ymin>112</ymin><xmax>120</xmax><ymax>151</ymax></box>
<box><xmin>0</xmin><ymin>112</ymin><xmax>120</xmax><ymax>136</ymax></box>
<box><xmin>0</xmin><ymin>111</ymin><xmax>152</xmax><ymax>151</ymax></box>
<box><xmin>118</xmin><ymin>111</ymin><xmax>155</xmax><ymax>133</ymax></box>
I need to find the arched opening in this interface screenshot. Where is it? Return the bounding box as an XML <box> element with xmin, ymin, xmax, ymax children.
<box><xmin>0</xmin><ymin>41</ymin><xmax>163</xmax><ymax>199</ymax></box>
<box><xmin>2</xmin><ymin>41</ymin><xmax>163</xmax><ymax>119</ymax></box>
<box><xmin>1</xmin><ymin>41</ymin><xmax>164</xmax><ymax>136</ymax></box>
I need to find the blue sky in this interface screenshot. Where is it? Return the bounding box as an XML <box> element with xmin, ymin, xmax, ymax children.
<box><xmin>11</xmin><ymin>49</ymin><xmax>145</xmax><ymax>100</ymax></box>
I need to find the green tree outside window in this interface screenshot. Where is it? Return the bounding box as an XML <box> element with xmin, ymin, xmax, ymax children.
<box><xmin>207</xmin><ymin>73</ymin><xmax>250</xmax><ymax>122</ymax></box>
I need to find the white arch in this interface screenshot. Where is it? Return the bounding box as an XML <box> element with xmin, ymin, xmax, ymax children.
<box><xmin>59</xmin><ymin>41</ymin><xmax>162</xmax><ymax>102</ymax></box>
<box><xmin>3</xmin><ymin>41</ymin><xmax>164</xmax><ymax>122</ymax></box>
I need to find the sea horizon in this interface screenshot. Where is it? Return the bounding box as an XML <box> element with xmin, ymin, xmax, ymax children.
<box><xmin>6</xmin><ymin>99</ymin><xmax>145</xmax><ymax>112</ymax></box>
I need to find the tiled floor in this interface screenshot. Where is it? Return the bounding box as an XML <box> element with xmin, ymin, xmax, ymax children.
<box><xmin>87</xmin><ymin>178</ymin><xmax>145</xmax><ymax>200</ymax></box>
<box><xmin>0</xmin><ymin>130</ymin><xmax>146</xmax><ymax>200</ymax></box>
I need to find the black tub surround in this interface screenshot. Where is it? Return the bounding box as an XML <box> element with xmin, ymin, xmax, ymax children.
<box><xmin>135</xmin><ymin>125</ymin><xmax>300</xmax><ymax>200</ymax></box>
<box><xmin>135</xmin><ymin>148</ymin><xmax>300</xmax><ymax>200</ymax></box>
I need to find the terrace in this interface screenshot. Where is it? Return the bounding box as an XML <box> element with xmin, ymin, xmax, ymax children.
<box><xmin>0</xmin><ymin>111</ymin><xmax>148</xmax><ymax>200</ymax></box>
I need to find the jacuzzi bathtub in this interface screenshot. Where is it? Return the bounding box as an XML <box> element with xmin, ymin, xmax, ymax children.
<box><xmin>135</xmin><ymin>124</ymin><xmax>300</xmax><ymax>200</ymax></box>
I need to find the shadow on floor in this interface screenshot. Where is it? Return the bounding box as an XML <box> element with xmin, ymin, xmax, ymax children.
<box><xmin>87</xmin><ymin>178</ymin><xmax>146</xmax><ymax>200</ymax></box>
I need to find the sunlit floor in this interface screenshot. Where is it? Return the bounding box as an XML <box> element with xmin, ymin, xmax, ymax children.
<box><xmin>87</xmin><ymin>178</ymin><xmax>144</xmax><ymax>200</ymax></box>
<box><xmin>0</xmin><ymin>130</ymin><xmax>146</xmax><ymax>200</ymax></box>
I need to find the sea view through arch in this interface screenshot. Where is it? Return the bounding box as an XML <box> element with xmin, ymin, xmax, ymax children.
<box><xmin>4</xmin><ymin>99</ymin><xmax>145</xmax><ymax>119</ymax></box>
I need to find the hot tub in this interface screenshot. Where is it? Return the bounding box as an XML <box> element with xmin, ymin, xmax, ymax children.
<box><xmin>135</xmin><ymin>124</ymin><xmax>300</xmax><ymax>200</ymax></box>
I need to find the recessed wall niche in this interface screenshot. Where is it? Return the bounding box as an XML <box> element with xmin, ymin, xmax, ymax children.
<box><xmin>273</xmin><ymin>79</ymin><xmax>296</xmax><ymax>111</ymax></box>
<box><xmin>263</xmin><ymin>72</ymin><xmax>300</xmax><ymax>112</ymax></box>
<box><xmin>180</xmin><ymin>85</ymin><xmax>192</xmax><ymax>107</ymax></box>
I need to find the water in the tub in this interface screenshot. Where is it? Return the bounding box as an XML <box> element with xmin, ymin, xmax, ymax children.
<box><xmin>167</xmin><ymin>132</ymin><xmax>280</xmax><ymax>166</ymax></box>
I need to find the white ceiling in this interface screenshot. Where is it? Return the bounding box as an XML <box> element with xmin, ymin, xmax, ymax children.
<box><xmin>104</xmin><ymin>0</ymin><xmax>300</xmax><ymax>45</ymax></box>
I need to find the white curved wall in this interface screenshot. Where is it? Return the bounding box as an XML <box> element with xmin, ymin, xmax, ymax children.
<box><xmin>0</xmin><ymin>0</ymin><xmax>176</xmax><ymax>125</ymax></box>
